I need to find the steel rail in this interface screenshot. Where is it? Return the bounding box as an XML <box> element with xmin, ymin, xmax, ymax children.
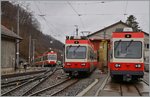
<box><xmin>1</xmin><ymin>69</ymin><xmax>46</xmax><ymax>79</ymax></box>
<box><xmin>29</xmin><ymin>78</ymin><xmax>71</xmax><ymax>96</ymax></box>
<box><xmin>133</xmin><ymin>84</ymin><xmax>142</xmax><ymax>96</ymax></box>
<box><xmin>50</xmin><ymin>79</ymin><xmax>79</xmax><ymax>96</ymax></box>
<box><xmin>141</xmin><ymin>79</ymin><xmax>149</xmax><ymax>86</ymax></box>
<box><xmin>2</xmin><ymin>78</ymin><xmax>32</xmax><ymax>88</ymax></box>
<box><xmin>22</xmin><ymin>68</ymin><xmax>57</xmax><ymax>96</ymax></box>
<box><xmin>1</xmin><ymin>75</ymin><xmax>41</xmax><ymax>88</ymax></box>
<box><xmin>119</xmin><ymin>83</ymin><xmax>123</xmax><ymax>96</ymax></box>
<box><xmin>1</xmin><ymin>68</ymin><xmax>52</xmax><ymax>96</ymax></box>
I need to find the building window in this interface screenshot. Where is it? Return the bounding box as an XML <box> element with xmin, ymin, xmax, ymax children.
<box><xmin>147</xmin><ymin>44</ymin><xmax>149</xmax><ymax>49</ymax></box>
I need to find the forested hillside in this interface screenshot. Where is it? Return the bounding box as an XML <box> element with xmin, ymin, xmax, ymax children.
<box><xmin>1</xmin><ymin>1</ymin><xmax>64</xmax><ymax>61</ymax></box>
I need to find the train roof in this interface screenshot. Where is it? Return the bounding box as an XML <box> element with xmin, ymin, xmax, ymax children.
<box><xmin>43</xmin><ymin>51</ymin><xmax>57</xmax><ymax>55</ymax></box>
<box><xmin>65</xmin><ymin>36</ymin><xmax>95</xmax><ymax>50</ymax></box>
<box><xmin>35</xmin><ymin>54</ymin><xmax>43</xmax><ymax>58</ymax></box>
<box><xmin>65</xmin><ymin>36</ymin><xmax>91</xmax><ymax>44</ymax></box>
<box><xmin>66</xmin><ymin>39</ymin><xmax>91</xmax><ymax>44</ymax></box>
<box><xmin>112</xmin><ymin>32</ymin><xmax>144</xmax><ymax>38</ymax></box>
<box><xmin>66</xmin><ymin>36</ymin><xmax>88</xmax><ymax>40</ymax></box>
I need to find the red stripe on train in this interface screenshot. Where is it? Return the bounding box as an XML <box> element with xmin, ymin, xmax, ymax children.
<box><xmin>64</xmin><ymin>62</ymin><xmax>91</xmax><ymax>68</ymax></box>
<box><xmin>112</xmin><ymin>32</ymin><xmax>144</xmax><ymax>38</ymax></box>
<box><xmin>109</xmin><ymin>62</ymin><xmax>144</xmax><ymax>71</ymax></box>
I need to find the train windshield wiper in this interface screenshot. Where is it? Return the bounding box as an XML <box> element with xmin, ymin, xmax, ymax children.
<box><xmin>67</xmin><ymin>45</ymin><xmax>72</xmax><ymax>50</ymax></box>
<box><xmin>125</xmin><ymin>40</ymin><xmax>133</xmax><ymax>50</ymax></box>
<box><xmin>73</xmin><ymin>45</ymin><xmax>80</xmax><ymax>54</ymax></box>
<box><xmin>114</xmin><ymin>40</ymin><xmax>121</xmax><ymax>50</ymax></box>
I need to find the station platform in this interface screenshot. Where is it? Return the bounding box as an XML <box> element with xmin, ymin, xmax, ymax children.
<box><xmin>1</xmin><ymin>66</ymin><xmax>46</xmax><ymax>75</ymax></box>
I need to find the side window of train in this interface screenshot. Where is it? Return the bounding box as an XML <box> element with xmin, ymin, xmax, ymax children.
<box><xmin>90</xmin><ymin>50</ymin><xmax>93</xmax><ymax>59</ymax></box>
<box><xmin>43</xmin><ymin>56</ymin><xmax>46</xmax><ymax>60</ymax></box>
<box><xmin>88</xmin><ymin>46</ymin><xmax>90</xmax><ymax>60</ymax></box>
<box><xmin>110</xmin><ymin>49</ymin><xmax>113</xmax><ymax>59</ymax></box>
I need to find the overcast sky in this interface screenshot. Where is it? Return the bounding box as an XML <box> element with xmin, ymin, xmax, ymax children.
<box><xmin>19</xmin><ymin>1</ymin><xmax>149</xmax><ymax>43</ymax></box>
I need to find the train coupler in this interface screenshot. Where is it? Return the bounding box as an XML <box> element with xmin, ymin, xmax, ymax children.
<box><xmin>72</xmin><ymin>71</ymin><xmax>78</xmax><ymax>76</ymax></box>
<box><xmin>123</xmin><ymin>74</ymin><xmax>132</xmax><ymax>82</ymax></box>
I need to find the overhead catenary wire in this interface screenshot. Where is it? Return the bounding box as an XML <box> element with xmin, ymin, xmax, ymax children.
<box><xmin>28</xmin><ymin>1</ymin><xmax>147</xmax><ymax>38</ymax></box>
<box><xmin>67</xmin><ymin>1</ymin><xmax>85</xmax><ymax>29</ymax></box>
<box><xmin>124</xmin><ymin>1</ymin><xmax>128</xmax><ymax>19</ymax></box>
<box><xmin>34</xmin><ymin>2</ymin><xmax>54</xmax><ymax>33</ymax></box>
<box><xmin>42</xmin><ymin>1</ymin><xmax>114</xmax><ymax>5</ymax></box>
<box><xmin>40</xmin><ymin>2</ymin><xmax>63</xmax><ymax>37</ymax></box>
<box><xmin>34</xmin><ymin>1</ymin><xmax>62</xmax><ymax>37</ymax></box>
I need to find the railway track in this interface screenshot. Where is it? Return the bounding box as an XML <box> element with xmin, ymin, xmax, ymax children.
<box><xmin>99</xmin><ymin>78</ymin><xmax>149</xmax><ymax>96</ymax></box>
<box><xmin>120</xmin><ymin>82</ymin><xmax>144</xmax><ymax>96</ymax></box>
<box><xmin>1</xmin><ymin>68</ymin><xmax>50</xmax><ymax>86</ymax></box>
<box><xmin>141</xmin><ymin>79</ymin><xmax>149</xmax><ymax>86</ymax></box>
<box><xmin>1</xmin><ymin>69</ymin><xmax>47</xmax><ymax>79</ymax></box>
<box><xmin>30</xmin><ymin>78</ymin><xmax>79</xmax><ymax>96</ymax></box>
<box><xmin>1</xmin><ymin>67</ymin><xmax>56</xmax><ymax>96</ymax></box>
<box><xmin>22</xmin><ymin>67</ymin><xmax>57</xmax><ymax>96</ymax></box>
<box><xmin>96</xmin><ymin>78</ymin><xmax>149</xmax><ymax>96</ymax></box>
<box><xmin>1</xmin><ymin>75</ymin><xmax>43</xmax><ymax>88</ymax></box>
<box><xmin>77</xmin><ymin>74</ymin><xmax>149</xmax><ymax>96</ymax></box>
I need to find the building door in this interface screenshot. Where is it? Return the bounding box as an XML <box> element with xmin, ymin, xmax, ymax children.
<box><xmin>99</xmin><ymin>40</ymin><xmax>109</xmax><ymax>72</ymax></box>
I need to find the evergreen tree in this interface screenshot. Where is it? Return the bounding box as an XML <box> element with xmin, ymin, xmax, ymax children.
<box><xmin>126</xmin><ymin>15</ymin><xmax>140</xmax><ymax>31</ymax></box>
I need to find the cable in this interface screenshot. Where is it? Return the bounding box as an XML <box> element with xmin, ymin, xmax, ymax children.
<box><xmin>38</xmin><ymin>1</ymin><xmax>64</xmax><ymax>37</ymax></box>
<box><xmin>67</xmin><ymin>1</ymin><xmax>79</xmax><ymax>16</ymax></box>
<box><xmin>124</xmin><ymin>1</ymin><xmax>128</xmax><ymax>19</ymax></box>
<box><xmin>35</xmin><ymin>1</ymin><xmax>63</xmax><ymax>37</ymax></box>
<box><xmin>34</xmin><ymin>2</ymin><xmax>54</xmax><ymax>33</ymax></box>
<box><xmin>67</xmin><ymin>1</ymin><xmax>85</xmax><ymax>29</ymax></box>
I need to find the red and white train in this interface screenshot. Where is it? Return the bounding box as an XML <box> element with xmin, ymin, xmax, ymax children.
<box><xmin>35</xmin><ymin>51</ymin><xmax>57</xmax><ymax>67</ymax></box>
<box><xmin>109</xmin><ymin>29</ymin><xmax>144</xmax><ymax>81</ymax></box>
<box><xmin>63</xmin><ymin>36</ymin><xmax>97</xmax><ymax>76</ymax></box>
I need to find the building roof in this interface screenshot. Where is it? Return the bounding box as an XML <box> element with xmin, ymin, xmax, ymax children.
<box><xmin>1</xmin><ymin>25</ymin><xmax>22</xmax><ymax>40</ymax></box>
<box><xmin>88</xmin><ymin>20</ymin><xmax>149</xmax><ymax>37</ymax></box>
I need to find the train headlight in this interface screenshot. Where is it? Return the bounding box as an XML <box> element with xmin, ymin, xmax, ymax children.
<box><xmin>115</xmin><ymin>64</ymin><xmax>121</xmax><ymax>68</ymax></box>
<box><xmin>81</xmin><ymin>63</ymin><xmax>86</xmax><ymax>66</ymax></box>
<box><xmin>135</xmin><ymin>64</ymin><xmax>141</xmax><ymax>68</ymax></box>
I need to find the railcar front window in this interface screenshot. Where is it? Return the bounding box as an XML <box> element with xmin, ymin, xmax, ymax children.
<box><xmin>48</xmin><ymin>55</ymin><xmax>57</xmax><ymax>60</ymax></box>
<box><xmin>66</xmin><ymin>46</ymin><xmax>86</xmax><ymax>59</ymax></box>
<box><xmin>114</xmin><ymin>41</ymin><xmax>142</xmax><ymax>58</ymax></box>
